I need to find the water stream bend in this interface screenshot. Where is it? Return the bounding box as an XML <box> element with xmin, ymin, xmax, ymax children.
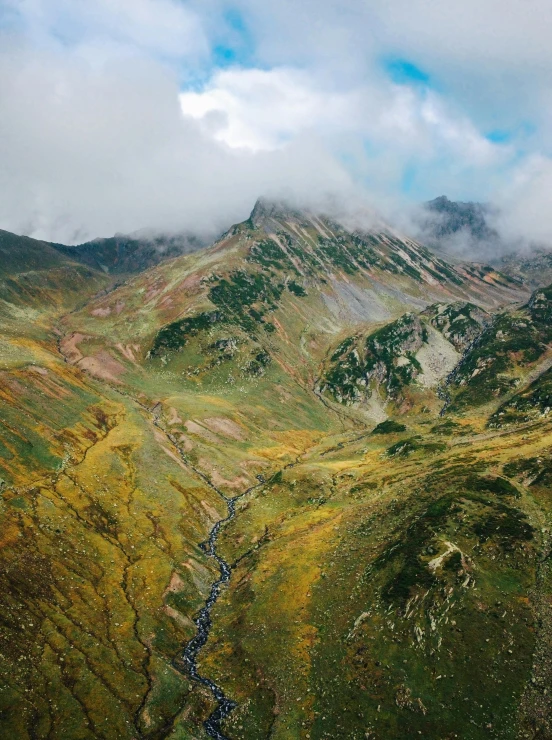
<box><xmin>181</xmin><ymin>481</ymin><xmax>263</xmax><ymax>739</ymax></box>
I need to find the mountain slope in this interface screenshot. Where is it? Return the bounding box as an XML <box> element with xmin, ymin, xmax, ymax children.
<box><xmin>60</xmin><ymin>200</ymin><xmax>526</xmax><ymax>402</ymax></box>
<box><xmin>0</xmin><ymin>229</ymin><xmax>110</xmax><ymax>345</ymax></box>
<box><xmin>2</xmin><ymin>199</ymin><xmax>552</xmax><ymax>740</ymax></box>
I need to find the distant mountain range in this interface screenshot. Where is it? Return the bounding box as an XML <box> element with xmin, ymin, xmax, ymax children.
<box><xmin>0</xmin><ymin>227</ymin><xmax>208</xmax><ymax>281</ymax></box>
<box><xmin>53</xmin><ymin>231</ymin><xmax>208</xmax><ymax>275</ymax></box>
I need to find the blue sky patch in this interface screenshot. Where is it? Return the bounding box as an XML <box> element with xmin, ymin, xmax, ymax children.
<box><xmin>385</xmin><ymin>58</ymin><xmax>430</xmax><ymax>86</ymax></box>
<box><xmin>486</xmin><ymin>129</ymin><xmax>512</xmax><ymax>144</ymax></box>
<box><xmin>400</xmin><ymin>163</ymin><xmax>418</xmax><ymax>195</ymax></box>
<box><xmin>212</xmin><ymin>8</ymin><xmax>255</xmax><ymax>67</ymax></box>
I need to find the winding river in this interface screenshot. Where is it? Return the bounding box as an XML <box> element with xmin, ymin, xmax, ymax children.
<box><xmin>180</xmin><ymin>474</ymin><xmax>265</xmax><ymax>739</ymax></box>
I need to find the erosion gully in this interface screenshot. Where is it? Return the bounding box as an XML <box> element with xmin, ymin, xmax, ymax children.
<box><xmin>158</xmin><ymin>409</ymin><xmax>321</xmax><ymax>739</ymax></box>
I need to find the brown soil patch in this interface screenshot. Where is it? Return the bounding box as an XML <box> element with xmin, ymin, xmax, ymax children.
<box><xmin>202</xmin><ymin>416</ymin><xmax>245</xmax><ymax>440</ymax></box>
<box><xmin>79</xmin><ymin>350</ymin><xmax>125</xmax><ymax>383</ymax></box>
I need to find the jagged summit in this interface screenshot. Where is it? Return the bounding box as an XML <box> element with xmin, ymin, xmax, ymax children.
<box><xmin>422</xmin><ymin>194</ymin><xmax>499</xmax><ymax>245</ymax></box>
<box><xmin>247</xmin><ymin>196</ymin><xmax>309</xmax><ymax>230</ymax></box>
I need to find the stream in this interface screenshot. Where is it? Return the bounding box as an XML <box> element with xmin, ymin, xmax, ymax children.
<box><xmin>128</xmin><ymin>405</ymin><xmax>268</xmax><ymax>739</ymax></box>
<box><xmin>150</xmin><ymin>406</ymin><xmax>309</xmax><ymax>739</ymax></box>
<box><xmin>180</xmin><ymin>475</ymin><xmax>265</xmax><ymax>739</ymax></box>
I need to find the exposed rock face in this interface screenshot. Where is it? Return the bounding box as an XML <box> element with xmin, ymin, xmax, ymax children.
<box><xmin>422</xmin><ymin>194</ymin><xmax>499</xmax><ymax>245</ymax></box>
<box><xmin>423</xmin><ymin>302</ymin><xmax>491</xmax><ymax>351</ymax></box>
<box><xmin>320</xmin><ymin>313</ymin><xmax>428</xmax><ymax>404</ymax></box>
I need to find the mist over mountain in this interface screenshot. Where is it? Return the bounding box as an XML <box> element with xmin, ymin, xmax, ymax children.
<box><xmin>414</xmin><ymin>195</ymin><xmax>500</xmax><ymax>256</ymax></box>
<box><xmin>424</xmin><ymin>195</ymin><xmax>498</xmax><ymax>242</ymax></box>
<box><xmin>413</xmin><ymin>195</ymin><xmax>552</xmax><ymax>286</ymax></box>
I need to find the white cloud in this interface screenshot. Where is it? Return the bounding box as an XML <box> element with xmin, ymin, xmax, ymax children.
<box><xmin>0</xmin><ymin>36</ymin><xmax>359</xmax><ymax>243</ymax></box>
<box><xmin>2</xmin><ymin>0</ymin><xmax>552</xmax><ymax>246</ymax></box>
<box><xmin>180</xmin><ymin>68</ymin><xmax>359</xmax><ymax>151</ymax></box>
<box><xmin>5</xmin><ymin>0</ymin><xmax>209</xmax><ymax>60</ymax></box>
<box><xmin>179</xmin><ymin>66</ymin><xmax>504</xmax><ymax>175</ymax></box>
<box><xmin>493</xmin><ymin>155</ymin><xmax>552</xmax><ymax>246</ymax></box>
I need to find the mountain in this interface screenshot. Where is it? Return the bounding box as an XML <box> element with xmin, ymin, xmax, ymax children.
<box><xmin>53</xmin><ymin>230</ymin><xmax>208</xmax><ymax>275</ymax></box>
<box><xmin>421</xmin><ymin>197</ymin><xmax>552</xmax><ymax>284</ymax></box>
<box><xmin>0</xmin><ymin>226</ymin><xmax>210</xmax><ymax>341</ymax></box>
<box><xmin>0</xmin><ymin>228</ymin><xmax>109</xmax><ymax>339</ymax></box>
<box><xmin>2</xmin><ymin>199</ymin><xmax>552</xmax><ymax>740</ymax></box>
<box><xmin>499</xmin><ymin>248</ymin><xmax>552</xmax><ymax>289</ymax></box>
<box><xmin>421</xmin><ymin>195</ymin><xmax>500</xmax><ymax>250</ymax></box>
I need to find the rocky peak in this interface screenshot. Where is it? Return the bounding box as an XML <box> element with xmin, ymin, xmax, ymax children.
<box><xmin>248</xmin><ymin>197</ymin><xmax>306</xmax><ymax>231</ymax></box>
<box><xmin>422</xmin><ymin>194</ymin><xmax>498</xmax><ymax>245</ymax></box>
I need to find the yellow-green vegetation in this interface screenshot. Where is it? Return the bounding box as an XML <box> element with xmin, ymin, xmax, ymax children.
<box><xmin>205</xmin><ymin>419</ymin><xmax>551</xmax><ymax>740</ymax></box>
<box><xmin>2</xmin><ymin>201</ymin><xmax>552</xmax><ymax>740</ymax></box>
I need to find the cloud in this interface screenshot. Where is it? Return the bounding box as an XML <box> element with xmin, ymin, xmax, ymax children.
<box><xmin>1</xmin><ymin>0</ymin><xmax>552</xmax><ymax>247</ymax></box>
<box><xmin>180</xmin><ymin>67</ymin><xmax>360</xmax><ymax>151</ymax></box>
<box><xmin>179</xmin><ymin>65</ymin><xmax>507</xmax><ymax>201</ymax></box>
<box><xmin>0</xmin><ymin>35</ymin><xmax>360</xmax><ymax>243</ymax></box>
<box><xmin>212</xmin><ymin>1</ymin><xmax>552</xmax><ymax>107</ymax></box>
<box><xmin>492</xmin><ymin>155</ymin><xmax>552</xmax><ymax>247</ymax></box>
<box><xmin>4</xmin><ymin>0</ymin><xmax>209</xmax><ymax>60</ymax></box>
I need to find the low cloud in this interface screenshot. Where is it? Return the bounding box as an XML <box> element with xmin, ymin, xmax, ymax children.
<box><xmin>0</xmin><ymin>38</ymin><xmax>357</xmax><ymax>243</ymax></box>
<box><xmin>491</xmin><ymin>155</ymin><xmax>552</xmax><ymax>249</ymax></box>
<box><xmin>2</xmin><ymin>0</ymin><xmax>552</xmax><ymax>252</ymax></box>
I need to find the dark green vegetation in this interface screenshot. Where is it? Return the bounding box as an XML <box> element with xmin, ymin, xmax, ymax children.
<box><xmin>371</xmin><ymin>419</ymin><xmax>407</xmax><ymax>434</ymax></box>
<box><xmin>150</xmin><ymin>269</ymin><xmax>290</xmax><ymax>358</ymax></box>
<box><xmin>2</xmin><ymin>199</ymin><xmax>552</xmax><ymax>740</ymax></box>
<box><xmin>446</xmin><ymin>287</ymin><xmax>552</xmax><ymax>412</ymax></box>
<box><xmin>385</xmin><ymin>436</ymin><xmax>447</xmax><ymax>457</ymax></box>
<box><xmin>321</xmin><ymin>313</ymin><xmax>427</xmax><ymax>404</ymax></box>
<box><xmin>149</xmin><ymin>310</ymin><xmax>223</xmax><ymax>354</ymax></box>
<box><xmin>423</xmin><ymin>301</ymin><xmax>490</xmax><ymax>350</ymax></box>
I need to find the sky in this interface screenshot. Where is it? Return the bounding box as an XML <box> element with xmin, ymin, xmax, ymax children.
<box><xmin>1</xmin><ymin>0</ymin><xmax>552</xmax><ymax>246</ymax></box>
